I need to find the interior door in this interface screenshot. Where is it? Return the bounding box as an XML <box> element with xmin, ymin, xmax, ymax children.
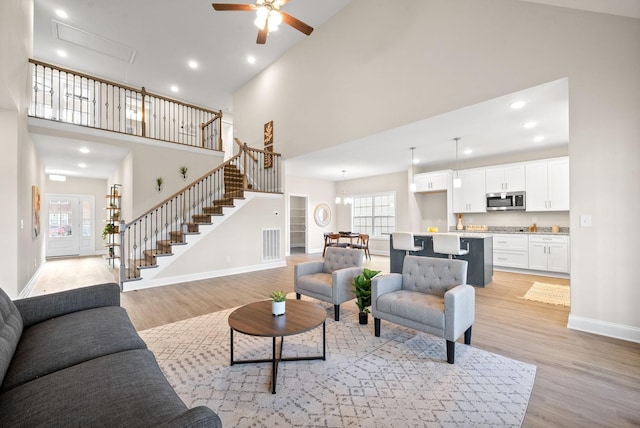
<box><xmin>46</xmin><ymin>195</ymin><xmax>95</xmax><ymax>257</ymax></box>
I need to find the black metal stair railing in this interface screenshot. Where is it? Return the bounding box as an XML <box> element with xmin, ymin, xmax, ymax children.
<box><xmin>119</xmin><ymin>144</ymin><xmax>282</xmax><ymax>284</ymax></box>
<box><xmin>28</xmin><ymin>58</ymin><xmax>223</xmax><ymax>150</ymax></box>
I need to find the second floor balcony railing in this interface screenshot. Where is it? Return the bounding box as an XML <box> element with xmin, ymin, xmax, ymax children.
<box><xmin>28</xmin><ymin>59</ymin><xmax>223</xmax><ymax>150</ymax></box>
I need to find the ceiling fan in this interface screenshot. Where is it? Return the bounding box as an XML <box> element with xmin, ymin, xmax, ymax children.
<box><xmin>212</xmin><ymin>0</ymin><xmax>314</xmax><ymax>44</ymax></box>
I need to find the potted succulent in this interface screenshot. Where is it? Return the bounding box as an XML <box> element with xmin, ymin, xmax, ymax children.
<box><xmin>270</xmin><ymin>290</ymin><xmax>287</xmax><ymax>316</ymax></box>
<box><xmin>352</xmin><ymin>268</ymin><xmax>381</xmax><ymax>324</ymax></box>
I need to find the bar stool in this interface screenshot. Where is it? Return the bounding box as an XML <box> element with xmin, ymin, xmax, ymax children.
<box><xmin>391</xmin><ymin>232</ymin><xmax>424</xmax><ymax>255</ymax></box>
<box><xmin>432</xmin><ymin>233</ymin><xmax>469</xmax><ymax>259</ymax></box>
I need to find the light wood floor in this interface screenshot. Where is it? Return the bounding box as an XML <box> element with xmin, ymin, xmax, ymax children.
<box><xmin>30</xmin><ymin>255</ymin><xmax>640</xmax><ymax>427</ymax></box>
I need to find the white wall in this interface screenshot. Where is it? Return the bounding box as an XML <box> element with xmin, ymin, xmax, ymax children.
<box><xmin>127</xmin><ymin>143</ymin><xmax>224</xmax><ymax>220</ymax></box>
<box><xmin>151</xmin><ymin>194</ymin><xmax>285</xmax><ymax>280</ymax></box>
<box><xmin>233</xmin><ymin>0</ymin><xmax>640</xmax><ymax>341</ymax></box>
<box><xmin>1</xmin><ymin>0</ymin><xmax>38</xmax><ymax>298</ymax></box>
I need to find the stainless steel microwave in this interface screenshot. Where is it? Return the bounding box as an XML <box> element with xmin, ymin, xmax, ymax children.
<box><xmin>486</xmin><ymin>191</ymin><xmax>526</xmax><ymax>211</ymax></box>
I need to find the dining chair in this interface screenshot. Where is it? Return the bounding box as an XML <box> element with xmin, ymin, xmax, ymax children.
<box><xmin>323</xmin><ymin>233</ymin><xmax>347</xmax><ymax>256</ymax></box>
<box><xmin>351</xmin><ymin>234</ymin><xmax>371</xmax><ymax>260</ymax></box>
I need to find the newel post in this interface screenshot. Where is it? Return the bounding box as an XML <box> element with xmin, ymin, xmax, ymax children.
<box><xmin>243</xmin><ymin>143</ymin><xmax>249</xmax><ymax>190</ymax></box>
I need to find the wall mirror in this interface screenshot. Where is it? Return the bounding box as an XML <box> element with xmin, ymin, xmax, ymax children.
<box><xmin>314</xmin><ymin>203</ymin><xmax>331</xmax><ymax>227</ymax></box>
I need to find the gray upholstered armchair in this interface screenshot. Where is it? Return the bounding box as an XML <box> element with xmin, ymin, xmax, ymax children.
<box><xmin>371</xmin><ymin>255</ymin><xmax>474</xmax><ymax>364</ymax></box>
<box><xmin>294</xmin><ymin>246</ymin><xmax>364</xmax><ymax>321</ymax></box>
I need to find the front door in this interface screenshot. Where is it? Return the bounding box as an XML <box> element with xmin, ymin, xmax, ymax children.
<box><xmin>46</xmin><ymin>195</ymin><xmax>95</xmax><ymax>257</ymax></box>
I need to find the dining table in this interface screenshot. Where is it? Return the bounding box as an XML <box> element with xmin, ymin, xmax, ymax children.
<box><xmin>338</xmin><ymin>232</ymin><xmax>360</xmax><ymax>247</ymax></box>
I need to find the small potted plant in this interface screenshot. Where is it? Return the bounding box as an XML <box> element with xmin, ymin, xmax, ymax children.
<box><xmin>352</xmin><ymin>268</ymin><xmax>381</xmax><ymax>324</ymax></box>
<box><xmin>155</xmin><ymin>177</ymin><xmax>164</xmax><ymax>192</ymax></box>
<box><xmin>270</xmin><ymin>290</ymin><xmax>287</xmax><ymax>316</ymax></box>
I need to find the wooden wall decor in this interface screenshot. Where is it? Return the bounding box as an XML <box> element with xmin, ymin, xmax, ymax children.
<box><xmin>264</xmin><ymin>120</ymin><xmax>273</xmax><ymax>169</ymax></box>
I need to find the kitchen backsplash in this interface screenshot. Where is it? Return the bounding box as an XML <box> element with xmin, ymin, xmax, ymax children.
<box><xmin>451</xmin><ymin>225</ymin><xmax>570</xmax><ymax>234</ymax></box>
<box><xmin>416</xmin><ymin>192</ymin><xmax>570</xmax><ymax>233</ymax></box>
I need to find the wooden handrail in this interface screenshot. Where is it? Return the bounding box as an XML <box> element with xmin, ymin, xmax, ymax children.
<box><xmin>29</xmin><ymin>58</ymin><xmax>221</xmax><ymax>114</ymax></box>
<box><xmin>234</xmin><ymin>138</ymin><xmax>258</xmax><ymax>161</ymax></box>
<box><xmin>125</xmin><ymin>150</ymin><xmax>243</xmax><ymax>227</ymax></box>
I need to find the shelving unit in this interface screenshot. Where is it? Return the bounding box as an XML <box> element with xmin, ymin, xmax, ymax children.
<box><xmin>104</xmin><ymin>184</ymin><xmax>122</xmax><ymax>267</ymax></box>
<box><xmin>289</xmin><ymin>197</ymin><xmax>306</xmax><ymax>251</ymax></box>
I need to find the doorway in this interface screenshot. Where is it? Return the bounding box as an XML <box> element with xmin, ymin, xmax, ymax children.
<box><xmin>289</xmin><ymin>195</ymin><xmax>307</xmax><ymax>254</ymax></box>
<box><xmin>45</xmin><ymin>195</ymin><xmax>95</xmax><ymax>258</ymax></box>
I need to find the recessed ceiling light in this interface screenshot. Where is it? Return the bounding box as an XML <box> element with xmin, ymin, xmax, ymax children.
<box><xmin>55</xmin><ymin>10</ymin><xmax>68</xmax><ymax>19</ymax></box>
<box><xmin>463</xmin><ymin>149</ymin><xmax>472</xmax><ymax>155</ymax></box>
<box><xmin>247</xmin><ymin>55</ymin><xmax>256</xmax><ymax>64</ymax></box>
<box><xmin>79</xmin><ymin>147</ymin><xmax>90</xmax><ymax>154</ymax></box>
<box><xmin>78</xmin><ymin>163</ymin><xmax>87</xmax><ymax>168</ymax></box>
<box><xmin>510</xmin><ymin>101</ymin><xmax>526</xmax><ymax>110</ymax></box>
<box><xmin>170</xmin><ymin>85</ymin><xmax>179</xmax><ymax>93</ymax></box>
<box><xmin>49</xmin><ymin>174</ymin><xmax>67</xmax><ymax>182</ymax></box>
<box><xmin>523</xmin><ymin>121</ymin><xmax>537</xmax><ymax>129</ymax></box>
<box><xmin>533</xmin><ymin>135</ymin><xmax>545</xmax><ymax>142</ymax></box>
<box><xmin>188</xmin><ymin>60</ymin><xmax>198</xmax><ymax>69</ymax></box>
<box><xmin>56</xmin><ymin>50</ymin><xmax>67</xmax><ymax>58</ymax></box>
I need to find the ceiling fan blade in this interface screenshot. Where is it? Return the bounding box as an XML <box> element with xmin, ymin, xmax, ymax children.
<box><xmin>212</xmin><ymin>3</ymin><xmax>255</xmax><ymax>11</ymax></box>
<box><xmin>256</xmin><ymin>23</ymin><xmax>268</xmax><ymax>44</ymax></box>
<box><xmin>280</xmin><ymin>12</ymin><xmax>314</xmax><ymax>36</ymax></box>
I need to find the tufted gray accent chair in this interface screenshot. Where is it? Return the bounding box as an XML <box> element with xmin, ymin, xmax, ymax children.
<box><xmin>294</xmin><ymin>246</ymin><xmax>364</xmax><ymax>321</ymax></box>
<box><xmin>371</xmin><ymin>255</ymin><xmax>474</xmax><ymax>364</ymax></box>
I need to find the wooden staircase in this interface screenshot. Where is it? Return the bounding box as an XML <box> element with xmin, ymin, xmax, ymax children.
<box><xmin>124</xmin><ymin>165</ymin><xmax>248</xmax><ymax>280</ymax></box>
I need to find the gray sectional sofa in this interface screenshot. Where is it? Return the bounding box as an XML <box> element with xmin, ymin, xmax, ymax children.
<box><xmin>0</xmin><ymin>282</ymin><xmax>222</xmax><ymax>427</ymax></box>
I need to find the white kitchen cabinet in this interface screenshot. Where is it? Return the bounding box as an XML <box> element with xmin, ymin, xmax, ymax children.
<box><xmin>525</xmin><ymin>157</ymin><xmax>570</xmax><ymax>211</ymax></box>
<box><xmin>485</xmin><ymin>163</ymin><xmax>525</xmax><ymax>193</ymax></box>
<box><xmin>492</xmin><ymin>233</ymin><xmax>529</xmax><ymax>269</ymax></box>
<box><xmin>528</xmin><ymin>235</ymin><xmax>569</xmax><ymax>273</ymax></box>
<box><xmin>414</xmin><ymin>170</ymin><xmax>451</xmax><ymax>192</ymax></box>
<box><xmin>452</xmin><ymin>168</ymin><xmax>486</xmax><ymax>213</ymax></box>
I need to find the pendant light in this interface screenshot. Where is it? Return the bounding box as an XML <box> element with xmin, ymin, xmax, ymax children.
<box><xmin>453</xmin><ymin>137</ymin><xmax>462</xmax><ymax>188</ymax></box>
<box><xmin>335</xmin><ymin>170</ymin><xmax>353</xmax><ymax>205</ymax></box>
<box><xmin>409</xmin><ymin>147</ymin><xmax>417</xmax><ymax>193</ymax></box>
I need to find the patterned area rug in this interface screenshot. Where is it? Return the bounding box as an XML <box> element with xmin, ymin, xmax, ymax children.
<box><xmin>140</xmin><ymin>301</ymin><xmax>536</xmax><ymax>427</ymax></box>
<box><xmin>520</xmin><ymin>282</ymin><xmax>570</xmax><ymax>306</ymax></box>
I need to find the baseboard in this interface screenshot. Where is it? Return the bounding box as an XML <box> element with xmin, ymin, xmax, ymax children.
<box><xmin>20</xmin><ymin>263</ymin><xmax>45</xmax><ymax>298</ymax></box>
<box><xmin>494</xmin><ymin>266</ymin><xmax>570</xmax><ymax>279</ymax></box>
<box><xmin>567</xmin><ymin>314</ymin><xmax>640</xmax><ymax>344</ymax></box>
<box><xmin>122</xmin><ymin>260</ymin><xmax>287</xmax><ymax>292</ymax></box>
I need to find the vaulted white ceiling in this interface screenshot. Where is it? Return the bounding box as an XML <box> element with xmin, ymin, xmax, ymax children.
<box><xmin>31</xmin><ymin>0</ymin><xmax>639</xmax><ymax>180</ymax></box>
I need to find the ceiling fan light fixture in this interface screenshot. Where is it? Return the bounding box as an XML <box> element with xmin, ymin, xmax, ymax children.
<box><xmin>270</xmin><ymin>10</ymin><xmax>282</xmax><ymax>25</ymax></box>
<box><xmin>254</xmin><ymin>7</ymin><xmax>282</xmax><ymax>31</ymax></box>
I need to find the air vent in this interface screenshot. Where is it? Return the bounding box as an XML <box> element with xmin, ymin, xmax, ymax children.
<box><xmin>52</xmin><ymin>20</ymin><xmax>137</xmax><ymax>64</ymax></box>
<box><xmin>262</xmin><ymin>228</ymin><xmax>281</xmax><ymax>262</ymax></box>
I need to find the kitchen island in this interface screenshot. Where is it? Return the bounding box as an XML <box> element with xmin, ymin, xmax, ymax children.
<box><xmin>389</xmin><ymin>234</ymin><xmax>493</xmax><ymax>287</ymax></box>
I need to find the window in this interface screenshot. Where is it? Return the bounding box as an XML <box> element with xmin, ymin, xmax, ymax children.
<box><xmin>352</xmin><ymin>193</ymin><xmax>395</xmax><ymax>238</ymax></box>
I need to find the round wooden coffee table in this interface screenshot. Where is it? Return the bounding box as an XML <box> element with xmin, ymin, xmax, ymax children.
<box><xmin>228</xmin><ymin>299</ymin><xmax>326</xmax><ymax>394</ymax></box>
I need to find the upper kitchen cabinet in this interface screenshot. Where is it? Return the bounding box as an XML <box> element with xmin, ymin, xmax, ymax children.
<box><xmin>525</xmin><ymin>157</ymin><xmax>570</xmax><ymax>211</ymax></box>
<box><xmin>414</xmin><ymin>170</ymin><xmax>451</xmax><ymax>192</ymax></box>
<box><xmin>453</xmin><ymin>168</ymin><xmax>486</xmax><ymax>213</ymax></box>
<box><xmin>485</xmin><ymin>163</ymin><xmax>525</xmax><ymax>193</ymax></box>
